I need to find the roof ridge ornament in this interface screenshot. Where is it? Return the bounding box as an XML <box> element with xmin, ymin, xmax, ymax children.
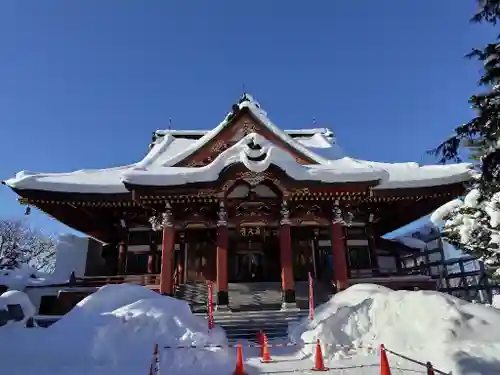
<box><xmin>239</xmin><ymin>92</ymin><xmax>260</xmax><ymax>108</ymax></box>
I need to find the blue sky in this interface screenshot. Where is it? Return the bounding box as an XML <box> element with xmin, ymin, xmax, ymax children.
<box><xmin>0</xmin><ymin>1</ymin><xmax>495</xmax><ymax>236</ymax></box>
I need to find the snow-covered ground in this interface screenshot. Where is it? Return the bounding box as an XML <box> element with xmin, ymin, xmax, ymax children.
<box><xmin>290</xmin><ymin>284</ymin><xmax>500</xmax><ymax>375</ymax></box>
<box><xmin>1</xmin><ymin>284</ymin><xmax>500</xmax><ymax>375</ymax></box>
<box><xmin>0</xmin><ymin>284</ymin><xmax>228</xmax><ymax>375</ymax></box>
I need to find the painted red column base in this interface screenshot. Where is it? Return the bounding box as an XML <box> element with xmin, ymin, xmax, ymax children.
<box><xmin>216</xmin><ymin>226</ymin><xmax>229</xmax><ymax>308</ymax></box>
<box><xmin>160</xmin><ymin>226</ymin><xmax>175</xmax><ymax>295</ymax></box>
<box><xmin>280</xmin><ymin>223</ymin><xmax>296</xmax><ymax>308</ymax></box>
<box><xmin>331</xmin><ymin>222</ymin><xmax>349</xmax><ymax>291</ymax></box>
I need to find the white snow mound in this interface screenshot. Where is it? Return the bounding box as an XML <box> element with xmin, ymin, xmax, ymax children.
<box><xmin>289</xmin><ymin>284</ymin><xmax>500</xmax><ymax>375</ymax></box>
<box><xmin>493</xmin><ymin>294</ymin><xmax>500</xmax><ymax>309</ymax></box>
<box><xmin>0</xmin><ymin>284</ymin><xmax>229</xmax><ymax>375</ymax></box>
<box><xmin>0</xmin><ymin>290</ymin><xmax>36</xmax><ymax>325</ymax></box>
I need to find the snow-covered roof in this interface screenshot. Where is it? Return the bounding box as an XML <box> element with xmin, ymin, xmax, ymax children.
<box><xmin>5</xmin><ymin>165</ymin><xmax>132</xmax><ymax>194</ymax></box>
<box><xmin>123</xmin><ymin>133</ymin><xmax>385</xmax><ymax>186</ymax></box>
<box><xmin>3</xmin><ymin>94</ymin><xmax>473</xmax><ymax>194</ymax></box>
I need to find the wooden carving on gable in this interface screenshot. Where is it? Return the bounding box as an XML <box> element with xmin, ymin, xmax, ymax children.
<box><xmin>175</xmin><ymin>98</ymin><xmax>318</xmax><ymax>168</ymax></box>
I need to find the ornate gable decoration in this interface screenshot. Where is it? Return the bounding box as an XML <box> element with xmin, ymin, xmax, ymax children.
<box><xmin>176</xmin><ymin>94</ymin><xmax>318</xmax><ymax>168</ymax></box>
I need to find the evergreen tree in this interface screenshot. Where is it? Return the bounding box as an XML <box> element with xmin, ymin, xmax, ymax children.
<box><xmin>431</xmin><ymin>1</ymin><xmax>500</xmax><ymax>277</ymax></box>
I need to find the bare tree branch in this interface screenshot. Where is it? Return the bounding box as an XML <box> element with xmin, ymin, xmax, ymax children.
<box><xmin>0</xmin><ymin>219</ymin><xmax>56</xmax><ymax>272</ymax></box>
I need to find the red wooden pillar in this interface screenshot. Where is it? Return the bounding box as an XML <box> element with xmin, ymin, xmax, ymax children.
<box><xmin>216</xmin><ymin>226</ymin><xmax>229</xmax><ymax>307</ymax></box>
<box><xmin>280</xmin><ymin>200</ymin><xmax>296</xmax><ymax>307</ymax></box>
<box><xmin>330</xmin><ymin>221</ymin><xmax>349</xmax><ymax>290</ymax></box>
<box><xmin>366</xmin><ymin>215</ymin><xmax>379</xmax><ymax>273</ymax></box>
<box><xmin>216</xmin><ymin>202</ymin><xmax>229</xmax><ymax>308</ymax></box>
<box><xmin>160</xmin><ymin>225</ymin><xmax>176</xmax><ymax>295</ymax></box>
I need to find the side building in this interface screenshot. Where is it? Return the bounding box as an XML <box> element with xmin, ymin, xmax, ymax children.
<box><xmin>2</xmin><ymin>94</ymin><xmax>472</xmax><ymax>312</ymax></box>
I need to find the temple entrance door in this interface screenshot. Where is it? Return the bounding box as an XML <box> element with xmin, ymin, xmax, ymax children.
<box><xmin>293</xmin><ymin>229</ymin><xmax>316</xmax><ymax>281</ymax></box>
<box><xmin>228</xmin><ymin>229</ymin><xmax>281</xmax><ymax>282</ymax></box>
<box><xmin>233</xmin><ymin>251</ymin><xmax>265</xmax><ymax>282</ymax></box>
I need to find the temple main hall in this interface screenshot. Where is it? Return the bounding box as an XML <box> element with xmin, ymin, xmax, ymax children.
<box><xmin>3</xmin><ymin>94</ymin><xmax>471</xmax><ymax>310</ymax></box>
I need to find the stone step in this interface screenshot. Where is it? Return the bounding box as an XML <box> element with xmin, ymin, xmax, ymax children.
<box><xmin>176</xmin><ymin>280</ymin><xmax>333</xmax><ymax>312</ymax></box>
<box><xmin>208</xmin><ymin>309</ymin><xmax>307</xmax><ymax>342</ymax></box>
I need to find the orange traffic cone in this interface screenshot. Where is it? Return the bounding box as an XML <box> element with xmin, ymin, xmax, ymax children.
<box><xmin>260</xmin><ymin>334</ymin><xmax>273</xmax><ymax>363</ymax></box>
<box><xmin>426</xmin><ymin>362</ymin><xmax>435</xmax><ymax>375</ymax></box>
<box><xmin>311</xmin><ymin>339</ymin><xmax>327</xmax><ymax>371</ymax></box>
<box><xmin>233</xmin><ymin>344</ymin><xmax>248</xmax><ymax>375</ymax></box>
<box><xmin>380</xmin><ymin>344</ymin><xmax>392</xmax><ymax>375</ymax></box>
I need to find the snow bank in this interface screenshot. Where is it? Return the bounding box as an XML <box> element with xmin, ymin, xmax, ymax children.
<box><xmin>0</xmin><ymin>285</ymin><xmax>230</xmax><ymax>375</ymax></box>
<box><xmin>290</xmin><ymin>284</ymin><xmax>500</xmax><ymax>375</ymax></box>
<box><xmin>0</xmin><ymin>264</ymin><xmax>39</xmax><ymax>290</ymax></box>
<box><xmin>0</xmin><ymin>290</ymin><xmax>35</xmax><ymax>325</ymax></box>
<box><xmin>493</xmin><ymin>294</ymin><xmax>500</xmax><ymax>309</ymax></box>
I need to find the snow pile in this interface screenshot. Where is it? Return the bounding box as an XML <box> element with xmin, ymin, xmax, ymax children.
<box><xmin>290</xmin><ymin>284</ymin><xmax>500</xmax><ymax>375</ymax></box>
<box><xmin>0</xmin><ymin>284</ymin><xmax>230</xmax><ymax>375</ymax></box>
<box><xmin>0</xmin><ymin>263</ymin><xmax>40</xmax><ymax>290</ymax></box>
<box><xmin>0</xmin><ymin>290</ymin><xmax>35</xmax><ymax>326</ymax></box>
<box><xmin>493</xmin><ymin>294</ymin><xmax>500</xmax><ymax>309</ymax></box>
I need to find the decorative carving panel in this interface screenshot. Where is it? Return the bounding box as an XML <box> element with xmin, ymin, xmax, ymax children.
<box><xmin>175</xmin><ymin>109</ymin><xmax>316</xmax><ymax>168</ymax></box>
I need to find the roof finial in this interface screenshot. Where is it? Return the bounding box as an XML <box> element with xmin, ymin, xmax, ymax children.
<box><xmin>242</xmin><ymin>82</ymin><xmax>246</xmax><ymax>95</ymax></box>
<box><xmin>312</xmin><ymin>117</ymin><xmax>317</xmax><ymax>126</ymax></box>
<box><xmin>168</xmin><ymin>118</ymin><xmax>172</xmax><ymax>130</ymax></box>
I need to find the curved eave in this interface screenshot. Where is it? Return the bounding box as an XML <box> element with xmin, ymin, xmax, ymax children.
<box><xmin>123</xmin><ymin>162</ymin><xmax>381</xmax><ymax>197</ymax></box>
<box><xmin>26</xmin><ymin>202</ymin><xmax>119</xmax><ymax>243</ymax></box>
<box><xmin>124</xmin><ymin>180</ymin><xmax>380</xmax><ymax>198</ymax></box>
<box><xmin>2</xmin><ymin>166</ymin><xmax>132</xmax><ymax>195</ymax></box>
<box><xmin>7</xmin><ymin>186</ymin><xmax>133</xmax><ymax>203</ymax></box>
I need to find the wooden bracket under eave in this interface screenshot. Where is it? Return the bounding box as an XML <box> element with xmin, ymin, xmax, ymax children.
<box><xmin>131</xmin><ymin>189</ymin><xmax>155</xmax><ymax>212</ymax></box>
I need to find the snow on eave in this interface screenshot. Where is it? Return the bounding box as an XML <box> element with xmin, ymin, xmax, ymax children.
<box><xmin>2</xmin><ymin>165</ymin><xmax>133</xmax><ymax>194</ymax></box>
<box><xmin>154</xmin><ymin>127</ymin><xmax>333</xmax><ymax>138</ymax></box>
<box><xmin>366</xmin><ymin>161</ymin><xmax>473</xmax><ymax>190</ymax></box>
<box><xmin>284</xmin><ymin>128</ymin><xmax>332</xmax><ymax>136</ymax></box>
<box><xmin>123</xmin><ymin>133</ymin><xmax>387</xmax><ymax>187</ymax></box>
<box><xmin>154</xmin><ymin>129</ymin><xmax>208</xmax><ymax>137</ymax></box>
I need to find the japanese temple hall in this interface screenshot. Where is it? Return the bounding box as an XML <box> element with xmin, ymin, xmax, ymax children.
<box><xmin>3</xmin><ymin>94</ymin><xmax>472</xmax><ymax>309</ymax></box>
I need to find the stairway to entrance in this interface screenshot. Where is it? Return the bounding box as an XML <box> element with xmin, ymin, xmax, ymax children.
<box><xmin>174</xmin><ymin>281</ymin><xmax>213</xmax><ymax>313</ymax></box>
<box><xmin>175</xmin><ymin>280</ymin><xmax>334</xmax><ymax>312</ymax></box>
<box><xmin>207</xmin><ymin>309</ymin><xmax>309</xmax><ymax>343</ymax></box>
<box><xmin>228</xmin><ymin>282</ymin><xmax>282</xmax><ymax>311</ymax></box>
